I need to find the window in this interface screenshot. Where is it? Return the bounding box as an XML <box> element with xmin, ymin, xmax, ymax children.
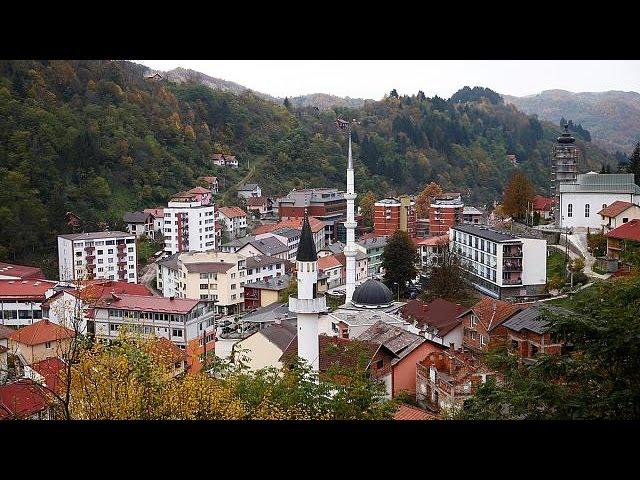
<box><xmin>128</xmin><ymin>247</ymin><xmax>134</xmax><ymax>252</ymax></box>
<box><xmin>470</xmin><ymin>330</ymin><xmax>478</xmax><ymax>340</ymax></box>
<box><xmin>480</xmin><ymin>335</ymin><xmax>486</xmax><ymax>346</ymax></box>
<box><xmin>45</xmin><ymin>341</ymin><xmax>52</xmax><ymax>349</ymax></box>
<box><xmin>470</xmin><ymin>314</ymin><xmax>477</xmax><ymax>327</ymax></box>
<box><xmin>623</xmin><ymin>217</ymin><xmax>629</xmax><ymax>223</ymax></box>
<box><xmin>200</xmin><ymin>284</ymin><xmax>209</xmax><ymax>290</ymax></box>
<box><xmin>585</xmin><ymin>204</ymin><xmax>590</xmax><ymax>217</ymax></box>
<box><xmin>108</xmin><ymin>249</ymin><xmax>114</xmax><ymax>254</ymax></box>
<box><xmin>567</xmin><ymin>204</ymin><xmax>573</xmax><ymax>217</ymax></box>
<box><xmin>172</xmin><ymin>329</ymin><xmax>183</xmax><ymax>337</ymax></box>
<box><xmin>376</xmin><ymin>359</ymin><xmax>384</xmax><ymax>369</ymax></box>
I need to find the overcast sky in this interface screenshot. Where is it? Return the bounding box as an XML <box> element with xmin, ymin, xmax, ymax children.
<box><xmin>137</xmin><ymin>60</ymin><xmax>640</xmax><ymax>100</ymax></box>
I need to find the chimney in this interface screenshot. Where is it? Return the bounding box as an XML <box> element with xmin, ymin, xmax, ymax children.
<box><xmin>449</xmin><ymin>342</ymin><xmax>455</xmax><ymax>350</ymax></box>
<box><xmin>274</xmin><ymin>316</ymin><xmax>282</xmax><ymax>325</ymax></box>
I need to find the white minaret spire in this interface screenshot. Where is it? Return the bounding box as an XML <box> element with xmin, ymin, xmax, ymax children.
<box><xmin>289</xmin><ymin>210</ymin><xmax>326</xmax><ymax>373</ymax></box>
<box><xmin>344</xmin><ymin>124</ymin><xmax>358</xmax><ymax>304</ymax></box>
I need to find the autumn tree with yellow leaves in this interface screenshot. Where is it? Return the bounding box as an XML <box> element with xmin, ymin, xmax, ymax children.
<box><xmin>415</xmin><ymin>182</ymin><xmax>443</xmax><ymax>218</ymax></box>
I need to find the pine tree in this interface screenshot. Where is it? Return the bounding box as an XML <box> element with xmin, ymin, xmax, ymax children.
<box><xmin>382</xmin><ymin>230</ymin><xmax>418</xmax><ymax>297</ymax></box>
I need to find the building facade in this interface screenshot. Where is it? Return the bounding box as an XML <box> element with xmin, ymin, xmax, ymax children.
<box><xmin>237</xmin><ymin>183</ymin><xmax>261</xmax><ymax>199</ymax></box>
<box><xmin>58</xmin><ymin>232</ymin><xmax>137</xmax><ymax>283</ymax></box>
<box><xmin>373</xmin><ymin>196</ymin><xmax>416</xmax><ymax>237</ymax></box>
<box><xmin>163</xmin><ymin>192</ymin><xmax>217</xmax><ymax>255</ymax></box>
<box><xmin>429</xmin><ymin>194</ymin><xmax>464</xmax><ymax>236</ymax></box>
<box><xmin>217</xmin><ymin>206</ymin><xmax>247</xmax><ymax>239</ymax></box>
<box><xmin>0</xmin><ymin>280</ymin><xmax>58</xmax><ymax>327</ymax></box>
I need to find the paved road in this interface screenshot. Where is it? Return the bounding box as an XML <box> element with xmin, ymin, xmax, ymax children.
<box><xmin>139</xmin><ymin>262</ymin><xmax>161</xmax><ymax>295</ymax></box>
<box><xmin>567</xmin><ymin>233</ymin><xmax>610</xmax><ymax>280</ymax></box>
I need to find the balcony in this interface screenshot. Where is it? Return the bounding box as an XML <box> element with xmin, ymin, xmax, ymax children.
<box><xmin>86</xmin><ymin>263</ymin><xmax>96</xmax><ymax>270</ymax></box>
<box><xmin>117</xmin><ymin>251</ymin><xmax>127</xmax><ymax>259</ymax></box>
<box><xmin>502</xmin><ymin>277</ymin><xmax>522</xmax><ymax>285</ymax></box>
<box><xmin>117</xmin><ymin>260</ymin><xmax>128</xmax><ymax>267</ymax></box>
<box><xmin>502</xmin><ymin>261</ymin><xmax>522</xmax><ymax>272</ymax></box>
<box><xmin>503</xmin><ymin>247</ymin><xmax>522</xmax><ymax>258</ymax></box>
<box><xmin>84</xmin><ymin>246</ymin><xmax>95</xmax><ymax>253</ymax></box>
<box><xmin>117</xmin><ymin>243</ymin><xmax>126</xmax><ymax>250</ymax></box>
<box><xmin>86</xmin><ymin>255</ymin><xmax>95</xmax><ymax>261</ymax></box>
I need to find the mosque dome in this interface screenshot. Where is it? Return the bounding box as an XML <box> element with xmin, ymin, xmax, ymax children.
<box><xmin>351</xmin><ymin>279</ymin><xmax>394</xmax><ymax>308</ymax></box>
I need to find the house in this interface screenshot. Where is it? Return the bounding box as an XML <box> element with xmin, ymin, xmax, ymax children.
<box><xmin>0</xmin><ymin>279</ymin><xmax>59</xmax><ymax>327</ymax></box>
<box><xmin>198</xmin><ymin>176</ymin><xmax>219</xmax><ymax>195</ymax></box>
<box><xmin>414</xmin><ymin>235</ymin><xmax>449</xmax><ymax>270</ymax></box>
<box><xmin>232</xmin><ymin>319</ymin><xmax>297</xmax><ymax>371</ymax></box>
<box><xmin>358</xmin><ymin>321</ymin><xmax>445</xmax><ymax>398</ymax></box>
<box><xmin>462</xmin><ymin>206</ymin><xmax>484</xmax><ymax>225</ymax></box>
<box><xmin>400</xmin><ymin>298</ymin><xmax>466</xmax><ymax>349</ymax></box>
<box><xmin>143</xmin><ymin>208</ymin><xmax>165</xmax><ymax>235</ymax></box>
<box><xmin>332</xmin><ymin>251</ymin><xmax>369</xmax><ymax>283</ymax></box>
<box><xmin>147</xmin><ymin>337</ymin><xmax>188</xmax><ymax>377</ymax></box>
<box><xmin>598</xmin><ymin>201</ymin><xmax>640</xmax><ymax>232</ymax></box>
<box><xmin>8</xmin><ymin>319</ymin><xmax>75</xmax><ymax>365</ymax></box>
<box><xmin>123</xmin><ymin>211</ymin><xmax>155</xmax><ymax>239</ymax></box>
<box><xmin>254</xmin><ymin>217</ymin><xmax>326</xmax><ymax>253</ymax></box>
<box><xmin>184</xmin><ymin>186</ymin><xmax>213</xmax><ymax>206</ymax></box>
<box><xmin>559</xmin><ymin>173</ymin><xmax>640</xmax><ymax>230</ymax></box>
<box><xmin>450</xmin><ymin>224</ymin><xmax>547</xmax><ymax>300</ymax></box>
<box><xmin>0</xmin><ymin>262</ymin><xmax>46</xmax><ymax>281</ymax></box>
<box><xmin>246</xmin><ymin>196</ymin><xmax>273</xmax><ymax>219</ymax></box>
<box><xmin>604</xmin><ymin>219</ymin><xmax>640</xmax><ymax>261</ymax></box>
<box><xmin>237</xmin><ymin>183</ymin><xmax>261</xmax><ymax>199</ymax></box>
<box><xmin>235</xmin><ymin>237</ymin><xmax>290</xmax><ymax>261</ymax></box>
<box><xmin>163</xmin><ymin>191</ymin><xmax>217</xmax><ymax>254</ymax></box>
<box><xmin>217</xmin><ymin>206</ymin><xmax>248</xmax><ymax>239</ymax></box>
<box><xmin>393</xmin><ymin>403</ymin><xmax>438</xmax><ymax>420</ymax></box>
<box><xmin>58</xmin><ymin>231</ymin><xmax>138</xmax><ymax>283</ymax></box>
<box><xmin>243</xmin><ymin>274</ymin><xmax>291</xmax><ymax>310</ymax></box>
<box><xmin>64</xmin><ymin>211</ymin><xmax>82</xmax><ymax>232</ymax></box>
<box><xmin>256</xmin><ymin>228</ymin><xmax>301</xmax><ymax>261</ymax></box>
<box><xmin>24</xmin><ymin>356</ymin><xmax>67</xmax><ymax>395</ymax></box>
<box><xmin>494</xmin><ymin>304</ymin><xmax>568</xmax><ymax>363</ymax></box>
<box><xmin>356</xmin><ymin>236</ymin><xmax>387</xmax><ymax>276</ymax></box>
<box><xmin>317</xmin><ymin>255</ymin><xmax>343</xmax><ymax>289</ymax></box>
<box><xmin>212</xmin><ymin>153</ymin><xmax>238</xmax><ymax>168</ymax></box>
<box><xmin>532</xmin><ymin>195</ymin><xmax>555</xmax><ymax>220</ymax></box>
<box><xmin>0</xmin><ymin>379</ymin><xmax>56</xmax><ymax>420</ymax></box>
<box><xmin>416</xmin><ymin>348</ymin><xmax>494</xmax><ymax>412</ymax></box>
<box><xmin>458</xmin><ymin>297</ymin><xmax>523</xmax><ymax>354</ymax></box>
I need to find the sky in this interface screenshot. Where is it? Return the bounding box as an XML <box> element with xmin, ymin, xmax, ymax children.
<box><xmin>136</xmin><ymin>60</ymin><xmax>640</xmax><ymax>100</ymax></box>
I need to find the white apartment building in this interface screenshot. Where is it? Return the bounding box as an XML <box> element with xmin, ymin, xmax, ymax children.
<box><xmin>216</xmin><ymin>206</ymin><xmax>247</xmax><ymax>239</ymax></box>
<box><xmin>450</xmin><ymin>224</ymin><xmax>547</xmax><ymax>300</ymax></box>
<box><xmin>163</xmin><ymin>192</ymin><xmax>217</xmax><ymax>255</ymax></box>
<box><xmin>0</xmin><ymin>280</ymin><xmax>58</xmax><ymax>327</ymax></box>
<box><xmin>559</xmin><ymin>173</ymin><xmax>640</xmax><ymax>230</ymax></box>
<box><xmin>58</xmin><ymin>232</ymin><xmax>137</xmax><ymax>283</ymax></box>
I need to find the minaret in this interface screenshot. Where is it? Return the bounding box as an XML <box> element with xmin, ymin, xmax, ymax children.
<box><xmin>344</xmin><ymin>128</ymin><xmax>358</xmax><ymax>304</ymax></box>
<box><xmin>289</xmin><ymin>211</ymin><xmax>326</xmax><ymax>372</ymax></box>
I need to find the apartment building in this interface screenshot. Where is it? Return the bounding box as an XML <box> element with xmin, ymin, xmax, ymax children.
<box><xmin>217</xmin><ymin>206</ymin><xmax>247</xmax><ymax>239</ymax></box>
<box><xmin>0</xmin><ymin>280</ymin><xmax>58</xmax><ymax>327</ymax></box>
<box><xmin>58</xmin><ymin>231</ymin><xmax>137</xmax><ymax>283</ymax></box>
<box><xmin>373</xmin><ymin>195</ymin><xmax>416</xmax><ymax>237</ymax></box>
<box><xmin>163</xmin><ymin>192</ymin><xmax>217</xmax><ymax>255</ymax></box>
<box><xmin>429</xmin><ymin>194</ymin><xmax>464</xmax><ymax>236</ymax></box>
<box><xmin>356</xmin><ymin>236</ymin><xmax>387</xmax><ymax>276</ymax></box>
<box><xmin>450</xmin><ymin>224</ymin><xmax>547</xmax><ymax>300</ymax></box>
<box><xmin>91</xmin><ymin>294</ymin><xmax>216</xmax><ymax>372</ymax></box>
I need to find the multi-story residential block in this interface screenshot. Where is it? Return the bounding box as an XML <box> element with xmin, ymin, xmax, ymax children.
<box><xmin>0</xmin><ymin>280</ymin><xmax>58</xmax><ymax>327</ymax></box>
<box><xmin>91</xmin><ymin>294</ymin><xmax>216</xmax><ymax>372</ymax></box>
<box><xmin>374</xmin><ymin>195</ymin><xmax>416</xmax><ymax>237</ymax></box>
<box><xmin>253</xmin><ymin>217</ymin><xmax>325</xmax><ymax>253</ymax></box>
<box><xmin>604</xmin><ymin>219</ymin><xmax>640</xmax><ymax>261</ymax></box>
<box><xmin>450</xmin><ymin>224</ymin><xmax>547</xmax><ymax>300</ymax></box>
<box><xmin>0</xmin><ymin>262</ymin><xmax>46</xmax><ymax>281</ymax></box>
<box><xmin>236</xmin><ymin>183</ymin><xmax>261</xmax><ymax>199</ymax></box>
<box><xmin>458</xmin><ymin>297</ymin><xmax>522</xmax><ymax>354</ymax></box>
<box><xmin>123</xmin><ymin>211</ymin><xmax>155</xmax><ymax>239</ymax></box>
<box><xmin>598</xmin><ymin>201</ymin><xmax>640</xmax><ymax>232</ymax></box>
<box><xmin>58</xmin><ymin>232</ymin><xmax>137</xmax><ymax>283</ymax></box>
<box><xmin>356</xmin><ymin>236</ymin><xmax>387</xmax><ymax>276</ymax></box>
<box><xmin>429</xmin><ymin>194</ymin><xmax>464</xmax><ymax>236</ymax></box>
<box><xmin>163</xmin><ymin>191</ymin><xmax>217</xmax><ymax>255</ymax></box>
<box><xmin>559</xmin><ymin>173</ymin><xmax>640</xmax><ymax>230</ymax></box>
<box><xmin>217</xmin><ymin>206</ymin><xmax>247</xmax><ymax>239</ymax></box>
<box><xmin>276</xmin><ymin>188</ymin><xmax>346</xmax><ymax>242</ymax></box>
<box><xmin>414</xmin><ymin>235</ymin><xmax>449</xmax><ymax>270</ymax></box>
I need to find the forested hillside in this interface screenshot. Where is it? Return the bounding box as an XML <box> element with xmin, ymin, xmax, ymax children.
<box><xmin>0</xmin><ymin>61</ymin><xmax>616</xmax><ymax>277</ymax></box>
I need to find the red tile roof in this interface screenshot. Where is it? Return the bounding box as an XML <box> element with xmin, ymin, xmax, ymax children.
<box><xmin>317</xmin><ymin>255</ymin><xmax>343</xmax><ymax>272</ymax></box>
<box><xmin>28</xmin><ymin>357</ymin><xmax>66</xmax><ymax>395</ymax></box>
<box><xmin>254</xmin><ymin>217</ymin><xmax>325</xmax><ymax>235</ymax></box>
<box><xmin>413</xmin><ymin>235</ymin><xmax>450</xmax><ymax>246</ymax></box>
<box><xmin>247</xmin><ymin>196</ymin><xmax>267</xmax><ymax>207</ymax></box>
<box><xmin>9</xmin><ymin>319</ymin><xmax>76</xmax><ymax>346</ymax></box>
<box><xmin>94</xmin><ymin>294</ymin><xmax>201</xmax><ymax>314</ymax></box>
<box><xmin>147</xmin><ymin>337</ymin><xmax>188</xmax><ymax>363</ymax></box>
<box><xmin>532</xmin><ymin>195</ymin><xmax>555</xmax><ymax>211</ymax></box>
<box><xmin>401</xmin><ymin>298</ymin><xmax>466</xmax><ymax>336</ymax></box>
<box><xmin>199</xmin><ymin>176</ymin><xmax>217</xmax><ymax>183</ymax></box>
<box><xmin>186</xmin><ymin>186</ymin><xmax>211</xmax><ymax>195</ymax></box>
<box><xmin>393</xmin><ymin>403</ymin><xmax>437</xmax><ymax>420</ymax></box>
<box><xmin>461</xmin><ymin>297</ymin><xmax>523</xmax><ymax>331</ymax></box>
<box><xmin>43</xmin><ymin>281</ymin><xmax>154</xmax><ymax>307</ymax></box>
<box><xmin>0</xmin><ymin>262</ymin><xmax>46</xmax><ymax>280</ymax></box>
<box><xmin>143</xmin><ymin>207</ymin><xmax>164</xmax><ymax>218</ymax></box>
<box><xmin>605</xmin><ymin>219</ymin><xmax>640</xmax><ymax>242</ymax></box>
<box><xmin>218</xmin><ymin>206</ymin><xmax>247</xmax><ymax>218</ymax></box>
<box><xmin>598</xmin><ymin>201</ymin><xmax>635</xmax><ymax>218</ymax></box>
<box><xmin>0</xmin><ymin>380</ymin><xmax>53</xmax><ymax>419</ymax></box>
<box><xmin>0</xmin><ymin>279</ymin><xmax>57</xmax><ymax>301</ymax></box>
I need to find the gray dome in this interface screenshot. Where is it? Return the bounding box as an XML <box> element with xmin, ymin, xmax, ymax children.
<box><xmin>352</xmin><ymin>279</ymin><xmax>394</xmax><ymax>308</ymax></box>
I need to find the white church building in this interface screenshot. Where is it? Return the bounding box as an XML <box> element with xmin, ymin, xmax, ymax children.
<box><xmin>559</xmin><ymin>172</ymin><xmax>640</xmax><ymax>230</ymax></box>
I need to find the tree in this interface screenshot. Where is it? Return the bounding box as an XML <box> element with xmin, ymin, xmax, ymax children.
<box><xmin>628</xmin><ymin>142</ymin><xmax>640</xmax><ymax>186</ymax></box>
<box><xmin>382</xmin><ymin>230</ymin><xmax>418</xmax><ymax>296</ymax></box>
<box><xmin>283</xmin><ymin>97</ymin><xmax>291</xmax><ymax>109</ymax></box>
<box><xmin>415</xmin><ymin>181</ymin><xmax>443</xmax><ymax>219</ymax></box>
<box><xmin>358</xmin><ymin>191</ymin><xmax>376</xmax><ymax>227</ymax></box>
<box><xmin>456</xmin><ymin>275</ymin><xmax>640</xmax><ymax>419</ymax></box>
<box><xmin>421</xmin><ymin>240</ymin><xmax>471</xmax><ymax>303</ymax></box>
<box><xmin>389</xmin><ymin>89</ymin><xmax>399</xmax><ymax>98</ymax></box>
<box><xmin>502</xmin><ymin>171</ymin><xmax>535</xmax><ymax>220</ymax></box>
<box><xmin>587</xmin><ymin>231</ymin><xmax>607</xmax><ymax>257</ymax></box>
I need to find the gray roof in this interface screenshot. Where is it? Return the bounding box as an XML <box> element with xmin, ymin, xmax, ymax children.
<box><xmin>59</xmin><ymin>231</ymin><xmax>133</xmax><ymax>241</ymax></box>
<box><xmin>501</xmin><ymin>304</ymin><xmax>573</xmax><ymax>335</ymax></box>
<box><xmin>327</xmin><ymin>241</ymin><xmax>345</xmax><ymax>253</ymax></box>
<box><xmin>222</xmin><ymin>237</ymin><xmax>255</xmax><ymax>249</ymax></box>
<box><xmin>453</xmin><ymin>223</ymin><xmax>541</xmax><ymax>243</ymax></box>
<box><xmin>329</xmin><ymin>309</ymin><xmax>405</xmax><ymax>326</ymax></box>
<box><xmin>245</xmin><ymin>255</ymin><xmax>284</xmax><ymax>270</ymax></box>
<box><xmin>242</xmin><ymin>302</ymin><xmax>296</xmax><ymax>324</ymax></box>
<box><xmin>244</xmin><ymin>274</ymin><xmax>291</xmax><ymax>291</ymax></box>
<box><xmin>244</xmin><ymin>237</ymin><xmax>289</xmax><ymax>256</ymax></box>
<box><xmin>238</xmin><ymin>183</ymin><xmax>260</xmax><ymax>191</ymax></box>
<box><xmin>157</xmin><ymin>252</ymin><xmax>180</xmax><ymax>271</ymax></box>
<box><xmin>123</xmin><ymin>211</ymin><xmax>151</xmax><ymax>224</ymax></box>
<box><xmin>559</xmin><ymin>173</ymin><xmax>640</xmax><ymax>194</ymax></box>
<box><xmin>357</xmin><ymin>321</ymin><xmax>425</xmax><ymax>363</ymax></box>
<box><xmin>271</xmin><ymin>227</ymin><xmax>300</xmax><ymax>239</ymax></box>
<box><xmin>463</xmin><ymin>206</ymin><xmax>484</xmax><ymax>215</ymax></box>
<box><xmin>183</xmin><ymin>262</ymin><xmax>235</xmax><ymax>274</ymax></box>
<box><xmin>258</xmin><ymin>320</ymin><xmax>297</xmax><ymax>351</ymax></box>
<box><xmin>357</xmin><ymin>237</ymin><xmax>387</xmax><ymax>250</ymax></box>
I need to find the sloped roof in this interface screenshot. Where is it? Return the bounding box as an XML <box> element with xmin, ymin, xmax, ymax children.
<box><xmin>123</xmin><ymin>211</ymin><xmax>151</xmax><ymax>223</ymax></box>
<box><xmin>254</xmin><ymin>217</ymin><xmax>325</xmax><ymax>235</ymax></box>
<box><xmin>559</xmin><ymin>173</ymin><xmax>640</xmax><ymax>194</ymax></box>
<box><xmin>597</xmin><ymin>201</ymin><xmax>635</xmax><ymax>218</ymax></box>
<box><xmin>147</xmin><ymin>337</ymin><xmax>188</xmax><ymax>363</ymax></box>
<box><xmin>605</xmin><ymin>219</ymin><xmax>640</xmax><ymax>242</ymax></box>
<box><xmin>317</xmin><ymin>255</ymin><xmax>342</xmax><ymax>271</ymax></box>
<box><xmin>459</xmin><ymin>297</ymin><xmax>523</xmax><ymax>332</ymax></box>
<box><xmin>0</xmin><ymin>262</ymin><xmax>46</xmax><ymax>280</ymax></box>
<box><xmin>400</xmin><ymin>298</ymin><xmax>465</xmax><ymax>336</ymax></box>
<box><xmin>247</xmin><ymin>196</ymin><xmax>268</xmax><ymax>207</ymax></box>
<box><xmin>9</xmin><ymin>320</ymin><xmax>75</xmax><ymax>346</ymax></box>
<box><xmin>0</xmin><ymin>279</ymin><xmax>57</xmax><ymax>300</ymax></box>
<box><xmin>244</xmin><ymin>275</ymin><xmax>291</xmax><ymax>291</ymax></box>
<box><xmin>186</xmin><ymin>186</ymin><xmax>211</xmax><ymax>195</ymax></box>
<box><xmin>532</xmin><ymin>195</ymin><xmax>554</xmax><ymax>211</ymax></box>
<box><xmin>183</xmin><ymin>262</ymin><xmax>235</xmax><ymax>274</ymax></box>
<box><xmin>28</xmin><ymin>357</ymin><xmax>66</xmax><ymax>394</ymax></box>
<box><xmin>94</xmin><ymin>294</ymin><xmax>200</xmax><ymax>314</ymax></box>
<box><xmin>413</xmin><ymin>235</ymin><xmax>449</xmax><ymax>247</ymax></box>
<box><xmin>218</xmin><ymin>206</ymin><xmax>247</xmax><ymax>218</ymax></box>
<box><xmin>259</xmin><ymin>321</ymin><xmax>297</xmax><ymax>351</ymax></box>
<box><xmin>0</xmin><ymin>380</ymin><xmax>53</xmax><ymax>419</ymax></box>
<box><xmin>357</xmin><ymin>321</ymin><xmax>425</xmax><ymax>363</ymax></box>
<box><xmin>242</xmin><ymin>237</ymin><xmax>289</xmax><ymax>256</ymax></box>
<box><xmin>245</xmin><ymin>255</ymin><xmax>283</xmax><ymax>269</ymax></box>
<box><xmin>394</xmin><ymin>403</ymin><xmax>437</xmax><ymax>420</ymax></box>
<box><xmin>280</xmin><ymin>335</ymin><xmax>380</xmax><ymax>372</ymax></box>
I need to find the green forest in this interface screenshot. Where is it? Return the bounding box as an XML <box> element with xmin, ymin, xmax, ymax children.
<box><xmin>0</xmin><ymin>60</ymin><xmax>617</xmax><ymax>278</ymax></box>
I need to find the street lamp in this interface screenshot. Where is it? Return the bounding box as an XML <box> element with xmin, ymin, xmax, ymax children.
<box><xmin>393</xmin><ymin>282</ymin><xmax>400</xmax><ymax>302</ymax></box>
